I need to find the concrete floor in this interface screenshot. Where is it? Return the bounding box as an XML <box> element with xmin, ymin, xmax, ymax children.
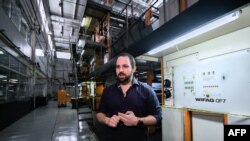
<box><xmin>0</xmin><ymin>101</ymin><xmax>98</xmax><ymax>141</ymax></box>
<box><xmin>0</xmin><ymin>100</ymin><xmax>162</xmax><ymax>141</ymax></box>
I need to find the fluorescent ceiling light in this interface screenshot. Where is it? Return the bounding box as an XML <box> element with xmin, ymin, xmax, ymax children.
<box><xmin>9</xmin><ymin>79</ymin><xmax>18</xmax><ymax>81</ymax></box>
<box><xmin>110</xmin><ymin>16</ymin><xmax>125</xmax><ymax>23</ymax></box>
<box><xmin>77</xmin><ymin>39</ymin><xmax>86</xmax><ymax>47</ymax></box>
<box><xmin>9</xmin><ymin>79</ymin><xmax>18</xmax><ymax>83</ymax></box>
<box><xmin>36</xmin><ymin>49</ymin><xmax>44</xmax><ymax>56</ymax></box>
<box><xmin>81</xmin><ymin>17</ymin><xmax>92</xmax><ymax>28</ymax></box>
<box><xmin>0</xmin><ymin>74</ymin><xmax>7</xmax><ymax>78</ymax></box>
<box><xmin>80</xmin><ymin>49</ymin><xmax>85</xmax><ymax>56</ymax></box>
<box><xmin>56</xmin><ymin>51</ymin><xmax>71</xmax><ymax>59</ymax></box>
<box><xmin>0</xmin><ymin>50</ymin><xmax>4</xmax><ymax>54</ymax></box>
<box><xmin>148</xmin><ymin>11</ymin><xmax>240</xmax><ymax>55</ymax></box>
<box><xmin>136</xmin><ymin>55</ymin><xmax>159</xmax><ymax>62</ymax></box>
<box><xmin>90</xmin><ymin>57</ymin><xmax>95</xmax><ymax>65</ymax></box>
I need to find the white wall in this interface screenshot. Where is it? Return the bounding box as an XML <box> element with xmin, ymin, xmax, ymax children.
<box><xmin>163</xmin><ymin>26</ymin><xmax>250</xmax><ymax>116</ymax></box>
<box><xmin>162</xmin><ymin>26</ymin><xmax>250</xmax><ymax>141</ymax></box>
<box><xmin>162</xmin><ymin>108</ymin><xmax>184</xmax><ymax>141</ymax></box>
<box><xmin>192</xmin><ymin>112</ymin><xmax>224</xmax><ymax>141</ymax></box>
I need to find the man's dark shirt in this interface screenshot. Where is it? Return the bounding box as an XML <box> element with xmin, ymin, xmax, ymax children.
<box><xmin>97</xmin><ymin>79</ymin><xmax>162</xmax><ymax>141</ymax></box>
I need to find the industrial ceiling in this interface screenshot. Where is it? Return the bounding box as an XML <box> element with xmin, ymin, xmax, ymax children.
<box><xmin>46</xmin><ymin>0</ymin><xmax>162</xmax><ymax>81</ymax></box>
<box><xmin>46</xmin><ymin>0</ymin><xmax>250</xmax><ymax>81</ymax></box>
<box><xmin>48</xmin><ymin>0</ymin><xmax>86</xmax><ymax>53</ymax></box>
<box><xmin>47</xmin><ymin>0</ymin><xmax>161</xmax><ymax>58</ymax></box>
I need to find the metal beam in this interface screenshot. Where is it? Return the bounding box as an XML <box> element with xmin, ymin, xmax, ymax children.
<box><xmin>54</xmin><ymin>37</ymin><xmax>77</xmax><ymax>42</ymax></box>
<box><xmin>51</xmin><ymin>21</ymin><xmax>81</xmax><ymax>29</ymax></box>
<box><xmin>54</xmin><ymin>35</ymin><xmax>78</xmax><ymax>39</ymax></box>
<box><xmin>136</xmin><ymin>55</ymin><xmax>159</xmax><ymax>62</ymax></box>
<box><xmin>51</xmin><ymin>15</ymin><xmax>81</xmax><ymax>25</ymax></box>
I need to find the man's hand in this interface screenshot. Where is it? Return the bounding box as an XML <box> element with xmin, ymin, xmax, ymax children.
<box><xmin>118</xmin><ymin>111</ymin><xmax>139</xmax><ymax>126</ymax></box>
<box><xmin>105</xmin><ymin>115</ymin><xmax>120</xmax><ymax>127</ymax></box>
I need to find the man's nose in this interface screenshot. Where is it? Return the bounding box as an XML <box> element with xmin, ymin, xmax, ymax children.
<box><xmin>118</xmin><ymin>67</ymin><xmax>124</xmax><ymax>72</ymax></box>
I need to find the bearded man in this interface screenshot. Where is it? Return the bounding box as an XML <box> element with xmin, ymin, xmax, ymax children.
<box><xmin>96</xmin><ymin>52</ymin><xmax>162</xmax><ymax>141</ymax></box>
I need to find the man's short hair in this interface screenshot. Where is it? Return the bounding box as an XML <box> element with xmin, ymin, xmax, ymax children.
<box><xmin>116</xmin><ymin>53</ymin><xmax>136</xmax><ymax>69</ymax></box>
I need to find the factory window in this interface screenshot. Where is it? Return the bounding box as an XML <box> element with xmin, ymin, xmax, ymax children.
<box><xmin>34</xmin><ymin>79</ymin><xmax>46</xmax><ymax>96</ymax></box>
<box><xmin>9</xmin><ymin>55</ymin><xmax>19</xmax><ymax>71</ymax></box>
<box><xmin>0</xmin><ymin>68</ymin><xmax>8</xmax><ymax>103</ymax></box>
<box><xmin>17</xmin><ymin>75</ymin><xmax>29</xmax><ymax>100</ymax></box>
<box><xmin>19</xmin><ymin>63</ymin><xmax>27</xmax><ymax>75</ymax></box>
<box><xmin>0</xmin><ymin>47</ymin><xmax>31</xmax><ymax>103</ymax></box>
<box><xmin>0</xmin><ymin>0</ymin><xmax>12</xmax><ymax>18</ymax></box>
<box><xmin>1</xmin><ymin>0</ymin><xmax>31</xmax><ymax>46</ymax></box>
<box><xmin>20</xmin><ymin>18</ymin><xmax>28</xmax><ymax>39</ymax></box>
<box><xmin>0</xmin><ymin>66</ymin><xmax>30</xmax><ymax>103</ymax></box>
<box><xmin>10</xmin><ymin>0</ymin><xmax>22</xmax><ymax>30</ymax></box>
<box><xmin>8</xmin><ymin>72</ymin><xmax>19</xmax><ymax>101</ymax></box>
<box><xmin>0</xmin><ymin>48</ymin><xmax>9</xmax><ymax>67</ymax></box>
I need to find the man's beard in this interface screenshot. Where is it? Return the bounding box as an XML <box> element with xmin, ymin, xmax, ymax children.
<box><xmin>117</xmin><ymin>72</ymin><xmax>132</xmax><ymax>84</ymax></box>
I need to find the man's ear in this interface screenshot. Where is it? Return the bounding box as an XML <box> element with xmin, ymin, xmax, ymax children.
<box><xmin>133</xmin><ymin>66</ymin><xmax>137</xmax><ymax>73</ymax></box>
